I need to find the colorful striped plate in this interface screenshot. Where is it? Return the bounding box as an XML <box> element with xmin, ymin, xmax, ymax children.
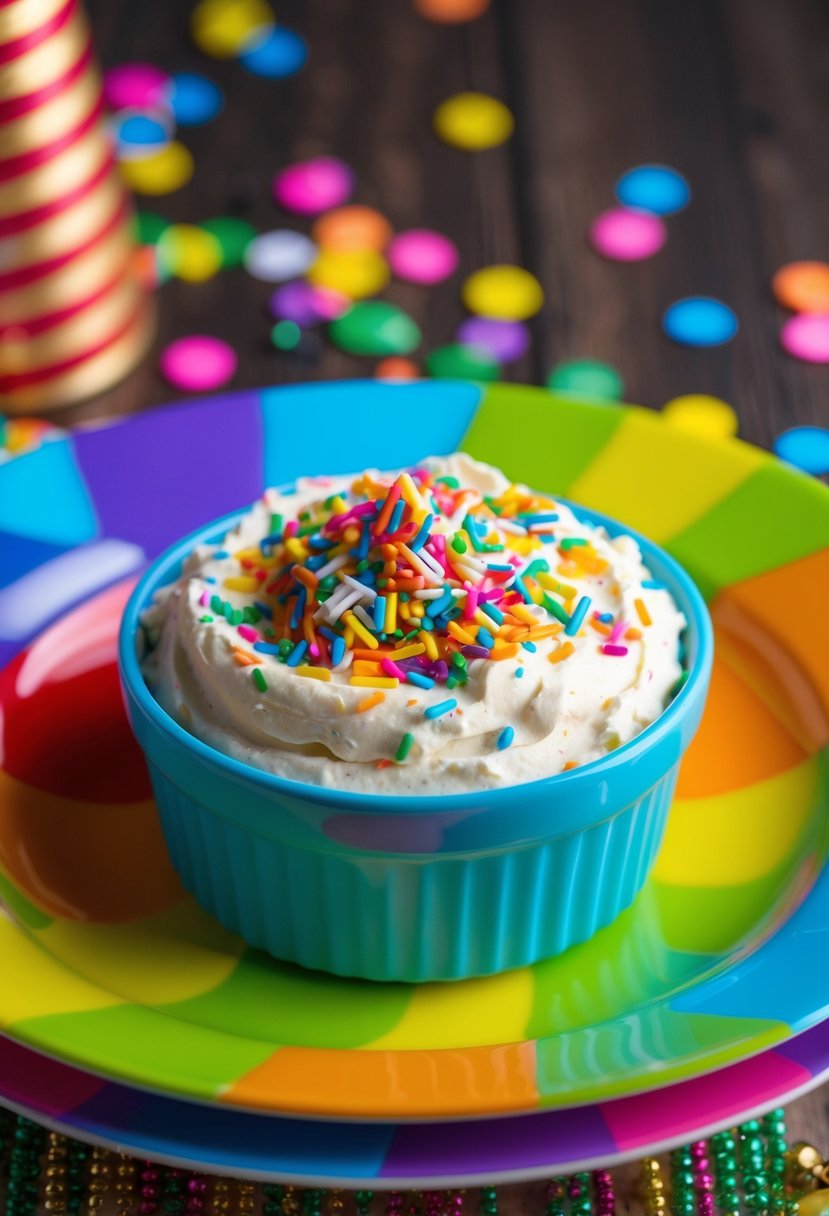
<box><xmin>0</xmin><ymin>381</ymin><xmax>827</xmax><ymax>1121</ymax></box>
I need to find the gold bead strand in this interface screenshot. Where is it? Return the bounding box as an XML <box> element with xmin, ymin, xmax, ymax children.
<box><xmin>86</xmin><ymin>1146</ymin><xmax>112</xmax><ymax>1213</ymax></box>
<box><xmin>208</xmin><ymin>1177</ymin><xmax>232</xmax><ymax>1216</ymax></box>
<box><xmin>236</xmin><ymin>1182</ymin><xmax>257</xmax><ymax>1216</ymax></box>
<box><xmin>115</xmin><ymin>1155</ymin><xmax>139</xmax><ymax>1216</ymax></box>
<box><xmin>43</xmin><ymin>1132</ymin><xmax>68</xmax><ymax>1215</ymax></box>
<box><xmin>640</xmin><ymin>1157</ymin><xmax>667</xmax><ymax>1216</ymax></box>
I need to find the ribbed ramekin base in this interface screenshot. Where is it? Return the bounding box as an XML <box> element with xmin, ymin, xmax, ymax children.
<box><xmin>150</xmin><ymin>764</ymin><xmax>676</xmax><ymax>982</ymax></box>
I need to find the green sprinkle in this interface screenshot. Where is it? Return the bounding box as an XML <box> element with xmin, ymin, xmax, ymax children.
<box><xmin>451</xmin><ymin>534</ymin><xmax>467</xmax><ymax>553</ymax></box>
<box><xmin>446</xmin><ymin>675</ymin><xmax>458</xmax><ymax>689</ymax></box>
<box><xmin>265</xmin><ymin>628</ymin><xmax>276</xmax><ymax>638</ymax></box>
<box><xmin>223</xmin><ymin>602</ymin><xmax>234</xmax><ymax>622</ymax></box>
<box><xmin>451</xmin><ymin>652</ymin><xmax>467</xmax><ymax>670</ymax></box>
<box><xmin>560</xmin><ymin>538</ymin><xmax>588</xmax><ymax>550</ymax></box>
<box><xmin>210</xmin><ymin>594</ymin><xmax>223</xmax><ymax>614</ymax></box>
<box><xmin>252</xmin><ymin>667</ymin><xmax>268</xmax><ymax>692</ymax></box>
<box><xmin>542</xmin><ymin>593</ymin><xmax>570</xmax><ymax>625</ymax></box>
<box><xmin>395</xmin><ymin>732</ymin><xmax>414</xmax><ymax>763</ymax></box>
<box><xmin>671</xmin><ymin>669</ymin><xmax>690</xmax><ymax>697</ymax></box>
<box><xmin>231</xmin><ymin>608</ymin><xmax>244</xmax><ymax>626</ymax></box>
<box><xmin>270</xmin><ymin>513</ymin><xmax>283</xmax><ymax>535</ymax></box>
<box><xmin>278</xmin><ymin>638</ymin><xmax>293</xmax><ymax>655</ymax></box>
<box><xmin>318</xmin><ymin>575</ymin><xmax>338</xmax><ymax>591</ymax></box>
<box><xmin>199</xmin><ymin>615</ymin><xmax>213</xmax><ymax>623</ymax></box>
<box><xmin>243</xmin><ymin>605</ymin><xmax>261</xmax><ymax>624</ymax></box>
<box><xmin>436</xmin><ymin>476</ymin><xmax>460</xmax><ymax>489</ymax></box>
<box><xmin>356</xmin><ymin>559</ymin><xmax>371</xmax><ymax>573</ymax></box>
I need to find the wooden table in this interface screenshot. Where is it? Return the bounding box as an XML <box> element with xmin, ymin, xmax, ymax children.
<box><xmin>45</xmin><ymin>0</ymin><xmax>829</xmax><ymax>1205</ymax></box>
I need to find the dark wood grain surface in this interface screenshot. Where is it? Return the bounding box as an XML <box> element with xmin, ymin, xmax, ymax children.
<box><xmin>53</xmin><ymin>0</ymin><xmax>829</xmax><ymax>1203</ymax></box>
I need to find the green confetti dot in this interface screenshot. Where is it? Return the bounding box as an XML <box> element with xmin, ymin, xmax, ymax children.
<box><xmin>199</xmin><ymin>216</ymin><xmax>257</xmax><ymax>267</ymax></box>
<box><xmin>271</xmin><ymin>320</ymin><xmax>302</xmax><ymax>350</ymax></box>
<box><xmin>426</xmin><ymin>343</ymin><xmax>500</xmax><ymax>381</ymax></box>
<box><xmin>545</xmin><ymin>359</ymin><xmax>624</xmax><ymax>400</ymax></box>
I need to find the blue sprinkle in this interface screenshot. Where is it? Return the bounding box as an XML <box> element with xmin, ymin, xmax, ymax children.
<box><xmin>565</xmin><ymin>595</ymin><xmax>592</xmax><ymax>636</ymax></box>
<box><xmin>286</xmin><ymin>640</ymin><xmax>307</xmax><ymax>668</ymax></box>
<box><xmin>261</xmin><ymin>533</ymin><xmax>282</xmax><ymax>547</ymax></box>
<box><xmin>514</xmin><ymin>667</ymin><xmax>524</xmax><ymax>678</ymax></box>
<box><xmin>540</xmin><ymin>534</ymin><xmax>557</xmax><ymax>544</ymax></box>
<box><xmin>424</xmin><ymin>698</ymin><xmax>457</xmax><ymax>720</ymax></box>
<box><xmin>308</xmin><ymin>536</ymin><xmax>335</xmax><ymax>551</ymax></box>
<box><xmin>641</xmin><ymin>579</ymin><xmax>666</xmax><ymax>590</ymax></box>
<box><xmin>252</xmin><ymin>642</ymin><xmax>281</xmax><ymax>654</ymax></box>
<box><xmin>409</xmin><ymin>512</ymin><xmax>433</xmax><ymax>552</ymax></box>
<box><xmin>426</xmin><ymin>588</ymin><xmax>453</xmax><ymax>617</ymax></box>
<box><xmin>513</xmin><ymin>575</ymin><xmax>533</xmax><ymax>604</ymax></box>
<box><xmin>387</xmin><ymin>499</ymin><xmax>406</xmax><ymax>534</ymax></box>
<box><xmin>331</xmin><ymin>636</ymin><xmax>346</xmax><ymax>666</ymax></box>
<box><xmin>419</xmin><ymin>616</ymin><xmax>434</xmax><ymax>631</ymax></box>
<box><xmin>356</xmin><ymin>522</ymin><xmax>371</xmax><ymax>559</ymax></box>
<box><xmin>487</xmin><ymin>562</ymin><xmax>514</xmax><ymax>573</ymax></box>
<box><xmin>497</xmin><ymin>726</ymin><xmax>515</xmax><ymax>750</ymax></box>
<box><xmin>306</xmin><ymin>554</ymin><xmax>328</xmax><ymax>571</ymax></box>
<box><xmin>374</xmin><ymin>596</ymin><xmax>387</xmax><ymax>630</ymax></box>
<box><xmin>520</xmin><ymin>512</ymin><xmax>559</xmax><ymax>524</ymax></box>
<box><xmin>597</xmin><ymin>612</ymin><xmax>614</xmax><ymax>623</ymax></box>
<box><xmin>319</xmin><ymin>627</ymin><xmax>337</xmax><ymax>641</ymax></box>
<box><xmin>521</xmin><ymin>641</ymin><xmax>536</xmax><ymax>653</ymax></box>
<box><xmin>476</xmin><ymin>626</ymin><xmax>495</xmax><ymax>649</ymax></box>
<box><xmin>205</xmin><ymin>576</ymin><xmax>216</xmax><ymax>584</ymax></box>
<box><xmin>213</xmin><ymin>550</ymin><xmax>229</xmax><ymax>559</ymax></box>
<box><xmin>481</xmin><ymin>602</ymin><xmax>504</xmax><ymax>625</ymax></box>
<box><xmin>254</xmin><ymin>600</ymin><xmax>273</xmax><ymax>618</ymax></box>
<box><xmin>290</xmin><ymin>587</ymin><xmax>306</xmax><ymax>628</ymax></box>
<box><xmin>406</xmin><ymin>671</ymin><xmax>435</xmax><ymax>690</ymax></box>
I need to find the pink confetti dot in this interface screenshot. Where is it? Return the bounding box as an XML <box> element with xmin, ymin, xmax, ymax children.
<box><xmin>158</xmin><ymin>336</ymin><xmax>238</xmax><ymax>392</ymax></box>
<box><xmin>273</xmin><ymin>157</ymin><xmax>354</xmax><ymax>216</ymax></box>
<box><xmin>589</xmin><ymin>207</ymin><xmax>667</xmax><ymax>262</ymax></box>
<box><xmin>104</xmin><ymin>62</ymin><xmax>171</xmax><ymax>112</ymax></box>
<box><xmin>387</xmin><ymin>229</ymin><xmax>459</xmax><ymax>284</ymax></box>
<box><xmin>780</xmin><ymin>313</ymin><xmax>829</xmax><ymax>364</ymax></box>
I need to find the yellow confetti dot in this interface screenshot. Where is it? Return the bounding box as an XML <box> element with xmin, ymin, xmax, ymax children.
<box><xmin>190</xmin><ymin>0</ymin><xmax>274</xmax><ymax>58</ymax></box>
<box><xmin>158</xmin><ymin>224</ymin><xmax>224</xmax><ymax>281</ymax></box>
<box><xmin>119</xmin><ymin>142</ymin><xmax>194</xmax><ymax>196</ymax></box>
<box><xmin>662</xmin><ymin>394</ymin><xmax>739</xmax><ymax>441</ymax></box>
<box><xmin>433</xmin><ymin>92</ymin><xmax>514</xmax><ymax>150</ymax></box>
<box><xmin>462</xmin><ymin>264</ymin><xmax>544</xmax><ymax>321</ymax></box>
<box><xmin>307</xmin><ymin>249</ymin><xmax>390</xmax><ymax>300</ymax></box>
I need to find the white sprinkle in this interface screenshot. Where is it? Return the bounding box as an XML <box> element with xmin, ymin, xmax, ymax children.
<box><xmin>352</xmin><ymin>604</ymin><xmax>376</xmax><ymax>632</ymax></box>
<box><xmin>314</xmin><ymin>553</ymin><xmax>349</xmax><ymax>580</ymax></box>
<box><xmin>496</xmin><ymin>518</ymin><xmax>528</xmax><ymax>536</ymax></box>
<box><xmin>342</xmin><ymin>573</ymin><xmax>377</xmax><ymax>601</ymax></box>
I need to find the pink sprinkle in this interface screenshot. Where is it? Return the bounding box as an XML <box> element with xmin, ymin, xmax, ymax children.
<box><xmin>309</xmin><ymin>643</ymin><xmax>320</xmax><ymax>658</ymax></box>
<box><xmin>284</xmin><ymin>520</ymin><xmax>298</xmax><ymax>538</ymax></box>
<box><xmin>602</xmin><ymin>644</ymin><xmax>628</xmax><ymax>657</ymax></box>
<box><xmin>237</xmin><ymin>624</ymin><xmax>258</xmax><ymax>642</ymax></box>
<box><xmin>381</xmin><ymin>657</ymin><xmax>406</xmax><ymax>679</ymax></box>
<box><xmin>463</xmin><ymin>583</ymin><xmax>479</xmax><ymax>620</ymax></box>
<box><xmin>608</xmin><ymin>618</ymin><xmax>627</xmax><ymax>645</ymax></box>
<box><xmin>200</xmin><ymin>590</ymin><xmax>210</xmax><ymax>607</ymax></box>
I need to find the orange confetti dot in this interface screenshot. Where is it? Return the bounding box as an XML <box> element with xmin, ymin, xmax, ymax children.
<box><xmin>375</xmin><ymin>356</ymin><xmax>419</xmax><ymax>380</ymax></box>
<box><xmin>312</xmin><ymin>205</ymin><xmax>393</xmax><ymax>252</ymax></box>
<box><xmin>414</xmin><ymin>0</ymin><xmax>489</xmax><ymax>22</ymax></box>
<box><xmin>772</xmin><ymin>261</ymin><xmax>829</xmax><ymax>314</ymax></box>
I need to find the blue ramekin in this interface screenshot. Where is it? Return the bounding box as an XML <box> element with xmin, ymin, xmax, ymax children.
<box><xmin>119</xmin><ymin>499</ymin><xmax>713</xmax><ymax>983</ymax></box>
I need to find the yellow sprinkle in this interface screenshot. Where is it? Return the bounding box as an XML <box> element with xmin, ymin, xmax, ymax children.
<box><xmin>419</xmin><ymin>630</ymin><xmax>439</xmax><ymax>661</ymax></box>
<box><xmin>223</xmin><ymin>576</ymin><xmax>259</xmax><ymax>592</ymax></box>
<box><xmin>385</xmin><ymin>591</ymin><xmax>398</xmax><ymax>634</ymax></box>
<box><xmin>392</xmin><ymin>642</ymin><xmax>426</xmax><ymax>660</ymax></box>
<box><xmin>526</xmin><ymin>624</ymin><xmax>563</xmax><ymax>641</ymax></box>
<box><xmin>285</xmin><ymin>538</ymin><xmax>308</xmax><ymax>562</ymax></box>
<box><xmin>349</xmin><ymin>676</ymin><xmax>399</xmax><ymax>689</ymax></box>
<box><xmin>330</xmin><ymin>495</ymin><xmax>347</xmax><ymax>513</ymax></box>
<box><xmin>634</xmin><ymin>597</ymin><xmax>652</xmax><ymax>627</ymax></box>
<box><xmin>344</xmin><ymin>612</ymin><xmax>379</xmax><ymax>649</ymax></box>
<box><xmin>344</xmin><ymin>626</ymin><xmax>356</xmax><ymax>648</ymax></box>
<box><xmin>548</xmin><ymin>641</ymin><xmax>575</xmax><ymax>664</ymax></box>
<box><xmin>511</xmin><ymin>604</ymin><xmax>539</xmax><ymax>627</ymax></box>
<box><xmin>295</xmin><ymin>666</ymin><xmax>332</xmax><ymax>681</ymax></box>
<box><xmin>448</xmin><ymin>620</ymin><xmax>477</xmax><ymax>646</ymax></box>
<box><xmin>410</xmin><ymin>602</ymin><xmax>425</xmax><ymax>619</ymax></box>
<box><xmin>356</xmin><ymin>691</ymin><xmax>385</xmax><ymax>713</ymax></box>
<box><xmin>399</xmin><ymin>472</ymin><xmax>427</xmax><ymax>519</ymax></box>
<box><xmin>538</xmin><ymin>574</ymin><xmax>578</xmax><ymax>600</ymax></box>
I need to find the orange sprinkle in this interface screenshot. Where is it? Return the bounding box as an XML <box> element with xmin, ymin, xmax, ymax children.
<box><xmin>548</xmin><ymin>641</ymin><xmax>575</xmax><ymax>665</ymax></box>
<box><xmin>406</xmin><ymin>698</ymin><xmax>418</xmax><ymax>707</ymax></box>
<box><xmin>356</xmin><ymin>691</ymin><xmax>385</xmax><ymax>713</ymax></box>
<box><xmin>373</xmin><ymin>478</ymin><xmax>403</xmax><ymax>536</ymax></box>
<box><xmin>447</xmin><ymin>620</ymin><xmax>477</xmax><ymax>646</ymax></box>
<box><xmin>294</xmin><ymin>566</ymin><xmax>319</xmax><ymax>591</ymax></box>
<box><xmin>590</xmin><ymin>618</ymin><xmax>612</xmax><ymax>636</ymax></box>
<box><xmin>376</xmin><ymin>759</ymin><xmax>393</xmax><ymax>769</ymax></box>
<box><xmin>353</xmin><ymin>660</ymin><xmax>384</xmax><ymax>676</ymax></box>
<box><xmin>232</xmin><ymin>648</ymin><xmax>258</xmax><ymax>666</ymax></box>
<box><xmin>489</xmin><ymin>642</ymin><xmax>520</xmax><ymax>660</ymax></box>
<box><xmin>562</xmin><ymin>760</ymin><xmax>578</xmax><ymax>771</ymax></box>
<box><xmin>380</xmin><ymin>543</ymin><xmax>398</xmax><ymax>560</ymax></box>
<box><xmin>352</xmin><ymin>647</ymin><xmax>393</xmax><ymax>661</ymax></box>
<box><xmin>634</xmin><ymin>597</ymin><xmax>652</xmax><ymax>627</ymax></box>
<box><xmin>526</xmin><ymin>624</ymin><xmax>563</xmax><ymax>641</ymax></box>
<box><xmin>625</xmin><ymin>626</ymin><xmax>643</xmax><ymax>641</ymax></box>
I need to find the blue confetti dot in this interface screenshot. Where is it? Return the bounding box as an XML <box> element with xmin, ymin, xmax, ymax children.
<box><xmin>662</xmin><ymin>297</ymin><xmax>739</xmax><ymax>347</ymax></box>
<box><xmin>115</xmin><ymin>113</ymin><xmax>169</xmax><ymax>151</ymax></box>
<box><xmin>239</xmin><ymin>28</ymin><xmax>308</xmax><ymax>78</ymax></box>
<box><xmin>774</xmin><ymin>426</ymin><xmax>829</xmax><ymax>476</ymax></box>
<box><xmin>169</xmin><ymin>72</ymin><xmax>223</xmax><ymax>126</ymax></box>
<box><xmin>615</xmin><ymin>164</ymin><xmax>690</xmax><ymax>216</ymax></box>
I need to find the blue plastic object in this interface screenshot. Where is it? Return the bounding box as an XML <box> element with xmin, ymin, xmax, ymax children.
<box><xmin>119</xmin><ymin>502</ymin><xmax>713</xmax><ymax>983</ymax></box>
<box><xmin>239</xmin><ymin>27</ymin><xmax>308</xmax><ymax>78</ymax></box>
<box><xmin>169</xmin><ymin>73</ymin><xmax>223</xmax><ymax>126</ymax></box>
<box><xmin>615</xmin><ymin>164</ymin><xmax>690</xmax><ymax>215</ymax></box>
<box><xmin>662</xmin><ymin>296</ymin><xmax>739</xmax><ymax>347</ymax></box>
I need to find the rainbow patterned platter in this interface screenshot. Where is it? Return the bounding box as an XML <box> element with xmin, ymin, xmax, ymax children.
<box><xmin>0</xmin><ymin>381</ymin><xmax>827</xmax><ymax>1122</ymax></box>
<box><xmin>2</xmin><ymin>1024</ymin><xmax>829</xmax><ymax>1186</ymax></box>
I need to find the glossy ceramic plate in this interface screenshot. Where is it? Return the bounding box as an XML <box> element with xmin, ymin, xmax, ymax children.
<box><xmin>0</xmin><ymin>381</ymin><xmax>827</xmax><ymax>1122</ymax></box>
<box><xmin>2</xmin><ymin>1023</ymin><xmax>829</xmax><ymax>1186</ymax></box>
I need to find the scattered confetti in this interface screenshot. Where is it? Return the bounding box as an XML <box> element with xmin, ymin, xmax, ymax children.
<box><xmin>274</xmin><ymin>157</ymin><xmax>355</xmax><ymax>216</ymax></box>
<box><xmin>387</xmin><ymin>229</ymin><xmax>459</xmax><ymax>284</ymax></box>
<box><xmin>269</xmin><ymin>281</ymin><xmax>349</xmax><ymax>325</ymax></box>
<box><xmin>772</xmin><ymin>261</ymin><xmax>829</xmax><ymax>314</ymax></box>
<box><xmin>312</xmin><ymin>206</ymin><xmax>392</xmax><ymax>252</ymax></box>
<box><xmin>414</xmin><ymin>0</ymin><xmax>490</xmax><ymax>21</ymax></box>
<box><xmin>773</xmin><ymin>426</ymin><xmax>829</xmax><ymax>476</ymax></box>
<box><xmin>662</xmin><ymin>394</ymin><xmax>738</xmax><ymax>440</ymax></box>
<box><xmin>462</xmin><ymin>264</ymin><xmax>544</xmax><ymax>320</ymax></box>
<box><xmin>662</xmin><ymin>297</ymin><xmax>738</xmax><ymax>347</ymax></box>
<box><xmin>433</xmin><ymin>92</ymin><xmax>514</xmax><ymax>150</ymax></box>
<box><xmin>546</xmin><ymin>360</ymin><xmax>623</xmax><ymax>399</ymax></box>
<box><xmin>190</xmin><ymin>0</ymin><xmax>274</xmax><ymax>58</ymax></box>
<box><xmin>239</xmin><ymin>26</ymin><xmax>308</xmax><ymax>77</ymax></box>
<box><xmin>104</xmin><ymin>62</ymin><xmax>170</xmax><ymax>111</ymax></box>
<box><xmin>329</xmin><ymin>301</ymin><xmax>421</xmax><ymax>357</ymax></box>
<box><xmin>159</xmin><ymin>335</ymin><xmax>238</xmax><ymax>392</ymax></box>
<box><xmin>113</xmin><ymin>111</ymin><xmax>172</xmax><ymax>159</ymax></box>
<box><xmin>169</xmin><ymin>72</ymin><xmax>224</xmax><ymax>125</ymax></box>
<box><xmin>615</xmin><ymin>164</ymin><xmax>690</xmax><ymax>215</ymax></box>
<box><xmin>779</xmin><ymin>313</ymin><xmax>829</xmax><ymax>363</ymax></box>
<box><xmin>307</xmin><ymin>248</ymin><xmax>390</xmax><ymax>299</ymax></box>
<box><xmin>375</xmin><ymin>357</ymin><xmax>419</xmax><ymax>380</ymax></box>
<box><xmin>456</xmin><ymin>317</ymin><xmax>529</xmax><ymax>363</ymax></box>
<box><xmin>119</xmin><ymin>141</ymin><xmax>194</xmax><ymax>195</ymax></box>
<box><xmin>199</xmin><ymin>217</ymin><xmax>257</xmax><ymax>266</ymax></box>
<box><xmin>270</xmin><ymin>320</ymin><xmax>302</xmax><ymax>350</ymax></box>
<box><xmin>589</xmin><ymin>207</ymin><xmax>667</xmax><ymax>261</ymax></box>
<box><xmin>135</xmin><ymin>211</ymin><xmax>171</xmax><ymax>245</ymax></box>
<box><xmin>243</xmin><ymin>230</ymin><xmax>317</xmax><ymax>282</ymax></box>
<box><xmin>158</xmin><ymin>224</ymin><xmax>224</xmax><ymax>281</ymax></box>
<box><xmin>426</xmin><ymin>343</ymin><xmax>499</xmax><ymax>380</ymax></box>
